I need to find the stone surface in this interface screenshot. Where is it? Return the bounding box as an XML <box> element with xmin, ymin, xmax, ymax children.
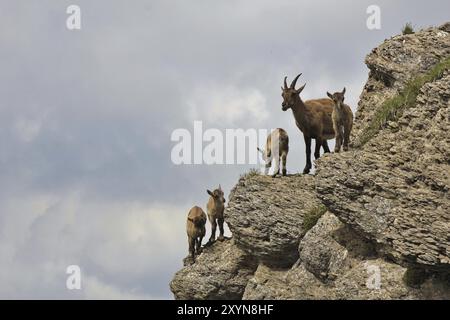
<box><xmin>316</xmin><ymin>74</ymin><xmax>450</xmax><ymax>269</ymax></box>
<box><xmin>299</xmin><ymin>212</ymin><xmax>364</xmax><ymax>281</ymax></box>
<box><xmin>316</xmin><ymin>24</ymin><xmax>450</xmax><ymax>270</ymax></box>
<box><xmin>225</xmin><ymin>173</ymin><xmax>322</xmax><ymax>267</ymax></box>
<box><xmin>243</xmin><ymin>213</ymin><xmax>450</xmax><ymax>300</ymax></box>
<box><xmin>170</xmin><ymin>239</ymin><xmax>257</xmax><ymax>300</ymax></box>
<box><xmin>170</xmin><ymin>23</ymin><xmax>450</xmax><ymax>300</ymax></box>
<box><xmin>352</xmin><ymin>23</ymin><xmax>450</xmax><ymax>146</ymax></box>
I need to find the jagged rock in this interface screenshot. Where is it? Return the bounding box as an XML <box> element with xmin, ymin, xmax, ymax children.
<box><xmin>225</xmin><ymin>174</ymin><xmax>322</xmax><ymax>267</ymax></box>
<box><xmin>440</xmin><ymin>22</ymin><xmax>450</xmax><ymax>33</ymax></box>
<box><xmin>244</xmin><ymin>213</ymin><xmax>450</xmax><ymax>300</ymax></box>
<box><xmin>170</xmin><ymin>23</ymin><xmax>450</xmax><ymax>300</ymax></box>
<box><xmin>316</xmin><ymin>71</ymin><xmax>450</xmax><ymax>269</ymax></box>
<box><xmin>170</xmin><ymin>239</ymin><xmax>257</xmax><ymax>300</ymax></box>
<box><xmin>243</xmin><ymin>263</ymin><xmax>331</xmax><ymax>300</ymax></box>
<box><xmin>300</xmin><ymin>212</ymin><xmax>361</xmax><ymax>281</ymax></box>
<box><xmin>316</xmin><ymin>24</ymin><xmax>450</xmax><ymax>271</ymax></box>
<box><xmin>352</xmin><ymin>24</ymin><xmax>450</xmax><ymax>146</ymax></box>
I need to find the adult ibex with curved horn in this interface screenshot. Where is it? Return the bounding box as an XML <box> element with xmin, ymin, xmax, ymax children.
<box><xmin>281</xmin><ymin>74</ymin><xmax>334</xmax><ymax>174</ymax></box>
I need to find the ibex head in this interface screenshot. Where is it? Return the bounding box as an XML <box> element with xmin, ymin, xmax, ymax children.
<box><xmin>327</xmin><ymin>88</ymin><xmax>346</xmax><ymax>108</ymax></box>
<box><xmin>281</xmin><ymin>73</ymin><xmax>306</xmax><ymax>111</ymax></box>
<box><xmin>188</xmin><ymin>215</ymin><xmax>206</xmax><ymax>227</ymax></box>
<box><xmin>207</xmin><ymin>185</ymin><xmax>226</xmax><ymax>204</ymax></box>
<box><xmin>257</xmin><ymin>147</ymin><xmax>267</xmax><ymax>161</ymax></box>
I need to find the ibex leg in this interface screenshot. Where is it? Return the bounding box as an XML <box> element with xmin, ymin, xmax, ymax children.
<box><xmin>304</xmin><ymin>136</ymin><xmax>312</xmax><ymax>174</ymax></box>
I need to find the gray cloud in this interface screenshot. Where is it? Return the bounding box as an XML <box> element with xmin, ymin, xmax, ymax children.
<box><xmin>0</xmin><ymin>0</ymin><xmax>448</xmax><ymax>298</ymax></box>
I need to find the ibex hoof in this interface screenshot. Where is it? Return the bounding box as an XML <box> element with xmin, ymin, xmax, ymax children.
<box><xmin>282</xmin><ymin>170</ymin><xmax>287</xmax><ymax>176</ymax></box>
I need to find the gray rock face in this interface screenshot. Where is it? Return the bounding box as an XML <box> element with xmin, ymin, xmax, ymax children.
<box><xmin>352</xmin><ymin>24</ymin><xmax>450</xmax><ymax>146</ymax></box>
<box><xmin>170</xmin><ymin>239</ymin><xmax>257</xmax><ymax>300</ymax></box>
<box><xmin>244</xmin><ymin>213</ymin><xmax>450</xmax><ymax>300</ymax></box>
<box><xmin>300</xmin><ymin>212</ymin><xmax>364</xmax><ymax>281</ymax></box>
<box><xmin>225</xmin><ymin>174</ymin><xmax>322</xmax><ymax>267</ymax></box>
<box><xmin>316</xmin><ymin>31</ymin><xmax>450</xmax><ymax>269</ymax></box>
<box><xmin>170</xmin><ymin>23</ymin><xmax>450</xmax><ymax>300</ymax></box>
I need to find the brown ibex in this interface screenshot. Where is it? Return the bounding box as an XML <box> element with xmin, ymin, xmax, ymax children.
<box><xmin>281</xmin><ymin>74</ymin><xmax>334</xmax><ymax>174</ymax></box>
<box><xmin>186</xmin><ymin>206</ymin><xmax>207</xmax><ymax>261</ymax></box>
<box><xmin>327</xmin><ymin>88</ymin><xmax>354</xmax><ymax>152</ymax></box>
<box><xmin>206</xmin><ymin>185</ymin><xmax>226</xmax><ymax>244</ymax></box>
<box><xmin>257</xmin><ymin>128</ymin><xmax>289</xmax><ymax>177</ymax></box>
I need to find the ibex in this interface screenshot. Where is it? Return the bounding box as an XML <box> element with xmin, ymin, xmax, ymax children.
<box><xmin>206</xmin><ymin>185</ymin><xmax>226</xmax><ymax>244</ymax></box>
<box><xmin>281</xmin><ymin>74</ymin><xmax>334</xmax><ymax>174</ymax></box>
<box><xmin>257</xmin><ymin>128</ymin><xmax>289</xmax><ymax>177</ymax></box>
<box><xmin>327</xmin><ymin>88</ymin><xmax>354</xmax><ymax>152</ymax></box>
<box><xmin>186</xmin><ymin>206</ymin><xmax>207</xmax><ymax>261</ymax></box>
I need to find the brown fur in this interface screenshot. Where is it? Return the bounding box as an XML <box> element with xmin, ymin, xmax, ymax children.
<box><xmin>258</xmin><ymin>128</ymin><xmax>289</xmax><ymax>177</ymax></box>
<box><xmin>186</xmin><ymin>206</ymin><xmax>207</xmax><ymax>260</ymax></box>
<box><xmin>282</xmin><ymin>74</ymin><xmax>334</xmax><ymax>174</ymax></box>
<box><xmin>206</xmin><ymin>186</ymin><xmax>226</xmax><ymax>243</ymax></box>
<box><xmin>327</xmin><ymin>88</ymin><xmax>354</xmax><ymax>152</ymax></box>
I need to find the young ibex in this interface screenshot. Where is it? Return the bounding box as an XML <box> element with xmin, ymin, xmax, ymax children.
<box><xmin>327</xmin><ymin>88</ymin><xmax>354</xmax><ymax>152</ymax></box>
<box><xmin>206</xmin><ymin>185</ymin><xmax>226</xmax><ymax>244</ymax></box>
<box><xmin>186</xmin><ymin>206</ymin><xmax>207</xmax><ymax>261</ymax></box>
<box><xmin>257</xmin><ymin>128</ymin><xmax>289</xmax><ymax>177</ymax></box>
<box><xmin>281</xmin><ymin>74</ymin><xmax>334</xmax><ymax>174</ymax></box>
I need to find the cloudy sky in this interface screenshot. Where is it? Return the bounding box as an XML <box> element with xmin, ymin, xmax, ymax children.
<box><xmin>0</xmin><ymin>0</ymin><xmax>448</xmax><ymax>299</ymax></box>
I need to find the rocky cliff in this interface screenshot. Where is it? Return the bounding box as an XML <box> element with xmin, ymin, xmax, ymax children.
<box><xmin>170</xmin><ymin>23</ymin><xmax>450</xmax><ymax>300</ymax></box>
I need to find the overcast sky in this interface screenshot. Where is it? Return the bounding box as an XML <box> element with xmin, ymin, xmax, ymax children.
<box><xmin>0</xmin><ymin>0</ymin><xmax>448</xmax><ymax>299</ymax></box>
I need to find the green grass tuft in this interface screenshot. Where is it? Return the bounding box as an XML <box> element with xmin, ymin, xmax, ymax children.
<box><xmin>402</xmin><ymin>23</ymin><xmax>415</xmax><ymax>35</ymax></box>
<box><xmin>358</xmin><ymin>55</ymin><xmax>450</xmax><ymax>146</ymax></box>
<box><xmin>302</xmin><ymin>205</ymin><xmax>327</xmax><ymax>233</ymax></box>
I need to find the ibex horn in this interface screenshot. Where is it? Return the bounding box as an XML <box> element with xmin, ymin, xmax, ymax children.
<box><xmin>290</xmin><ymin>73</ymin><xmax>302</xmax><ymax>89</ymax></box>
<box><xmin>284</xmin><ymin>76</ymin><xmax>288</xmax><ymax>89</ymax></box>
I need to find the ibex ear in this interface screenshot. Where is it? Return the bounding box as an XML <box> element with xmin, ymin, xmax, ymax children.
<box><xmin>207</xmin><ymin>190</ymin><xmax>213</xmax><ymax>197</ymax></box>
<box><xmin>296</xmin><ymin>83</ymin><xmax>306</xmax><ymax>94</ymax></box>
<box><xmin>218</xmin><ymin>184</ymin><xmax>222</xmax><ymax>191</ymax></box>
<box><xmin>327</xmin><ymin>92</ymin><xmax>333</xmax><ymax>99</ymax></box>
<box><xmin>342</xmin><ymin>87</ymin><xmax>346</xmax><ymax>95</ymax></box>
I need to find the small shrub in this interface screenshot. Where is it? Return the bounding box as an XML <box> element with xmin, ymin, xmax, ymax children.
<box><xmin>302</xmin><ymin>205</ymin><xmax>327</xmax><ymax>233</ymax></box>
<box><xmin>402</xmin><ymin>23</ymin><xmax>415</xmax><ymax>35</ymax></box>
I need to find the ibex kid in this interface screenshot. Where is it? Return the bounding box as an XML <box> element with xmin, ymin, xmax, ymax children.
<box><xmin>326</xmin><ymin>88</ymin><xmax>354</xmax><ymax>152</ymax></box>
<box><xmin>257</xmin><ymin>128</ymin><xmax>289</xmax><ymax>177</ymax></box>
<box><xmin>186</xmin><ymin>206</ymin><xmax>207</xmax><ymax>261</ymax></box>
<box><xmin>206</xmin><ymin>185</ymin><xmax>226</xmax><ymax>244</ymax></box>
